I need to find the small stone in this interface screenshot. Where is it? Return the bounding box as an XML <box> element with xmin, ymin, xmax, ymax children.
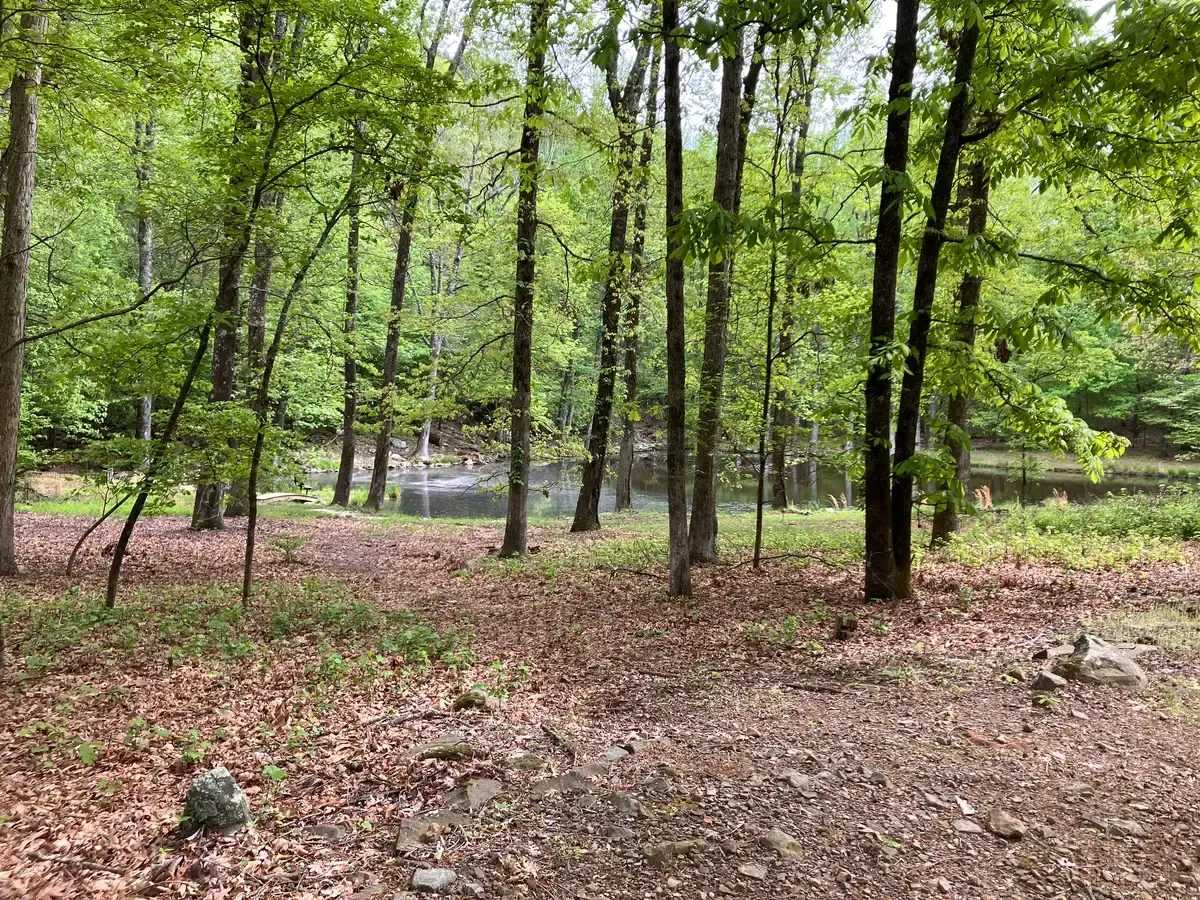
<box><xmin>306</xmin><ymin>823</ymin><xmax>345</xmax><ymax>841</ymax></box>
<box><xmin>501</xmin><ymin>750</ymin><xmax>546</xmax><ymax>771</ymax></box>
<box><xmin>410</xmin><ymin>733</ymin><xmax>476</xmax><ymax>762</ymax></box>
<box><xmin>760</xmin><ymin>826</ymin><xmax>802</xmax><ymax>860</ymax></box>
<box><xmin>952</xmin><ymin>819</ymin><xmax>983</xmax><ymax>835</ymax></box>
<box><xmin>924</xmin><ymin>793</ymin><xmax>952</xmax><ymax>810</ymax></box>
<box><xmin>738</xmin><ymin>862</ymin><xmax>768</xmax><ymax>881</ymax></box>
<box><xmin>446</xmin><ymin>777</ymin><xmax>502</xmax><ymax>812</ymax></box>
<box><xmin>867</xmin><ymin>771</ymin><xmax>890</xmax><ymax>788</ymax></box>
<box><xmin>1004</xmin><ymin>666</ymin><xmax>1028</xmax><ymax>683</ymax></box>
<box><xmin>986</xmin><ymin>808</ymin><xmax>1027</xmax><ymax>840</ymax></box>
<box><xmin>1070</xmin><ymin>709</ymin><xmax>1090</xmax><ymax>720</ymax></box>
<box><xmin>603</xmin><ymin>745</ymin><xmax>631</xmax><ymax>762</ymax></box>
<box><xmin>666</xmin><ymin>876</ymin><xmax>682</xmax><ymax>889</ymax></box>
<box><xmin>411</xmin><ymin>868</ymin><xmax>457</xmax><ymax>893</ymax></box>
<box><xmin>642</xmin><ymin>775</ymin><xmax>674</xmax><ymax>796</ymax></box>
<box><xmin>531</xmin><ymin>770</ymin><xmax>595</xmax><ymax>796</ymax></box>
<box><xmin>609</xmin><ymin>791</ymin><xmax>650</xmax><ymax>818</ymax></box>
<box><xmin>1033</xmin><ymin>644</ymin><xmax>1074</xmax><ymax>661</ymax></box>
<box><xmin>452</xmin><ymin>689</ymin><xmax>490</xmax><ymax>711</ymax></box>
<box><xmin>181</xmin><ymin>767</ymin><xmax>251</xmax><ymax>836</ymax></box>
<box><xmin>936</xmin><ymin>877</ymin><xmax>952</xmax><ymax>894</ymax></box>
<box><xmin>1032</xmin><ymin>671</ymin><xmax>1068</xmax><ymax>691</ymax></box>
<box><xmin>646</xmin><ymin>839</ymin><xmax>707</xmax><ymax>867</ymax></box>
<box><xmin>956</xmin><ymin>797</ymin><xmax>976</xmax><ymax>816</ymax></box>
<box><xmin>603</xmin><ymin>824</ymin><xmax>635</xmax><ymax>842</ymax></box>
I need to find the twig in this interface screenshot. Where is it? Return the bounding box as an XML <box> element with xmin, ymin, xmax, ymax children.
<box><xmin>783</xmin><ymin>681</ymin><xmax>847</xmax><ymax>694</ymax></box>
<box><xmin>27</xmin><ymin>850</ymin><xmax>128</xmax><ymax>875</ymax></box>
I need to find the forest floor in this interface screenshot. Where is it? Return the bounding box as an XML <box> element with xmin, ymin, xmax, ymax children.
<box><xmin>3</xmin><ymin>509</ymin><xmax>1200</xmax><ymax>899</ymax></box>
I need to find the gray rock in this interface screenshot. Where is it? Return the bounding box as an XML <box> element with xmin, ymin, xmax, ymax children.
<box><xmin>777</xmin><ymin>769</ymin><xmax>821</xmax><ymax>798</ymax></box>
<box><xmin>500</xmin><ymin>750</ymin><xmax>547</xmax><ymax>772</ymax></box>
<box><xmin>760</xmin><ymin>827</ymin><xmax>802</xmax><ymax>860</ymax></box>
<box><xmin>181</xmin><ymin>767</ymin><xmax>251</xmax><ymax>835</ymax></box>
<box><xmin>1033</xmin><ymin>644</ymin><xmax>1074</xmax><ymax>661</ymax></box>
<box><xmin>306</xmin><ymin>823</ymin><xmax>345</xmax><ymax>841</ymax></box>
<box><xmin>642</xmin><ymin>776</ymin><xmax>674</xmax><ymax>796</ymax></box>
<box><xmin>446</xmin><ymin>778</ymin><xmax>502</xmax><ymax>812</ymax></box>
<box><xmin>603</xmin><ymin>824</ymin><xmax>636</xmax><ymax>842</ymax></box>
<box><xmin>1086</xmin><ymin>816</ymin><xmax>1146</xmax><ymax>837</ymax></box>
<box><xmin>986</xmin><ymin>808</ymin><xmax>1027</xmax><ymax>840</ymax></box>
<box><xmin>609</xmin><ymin>791</ymin><xmax>650</xmax><ymax>818</ymax></box>
<box><xmin>1032</xmin><ymin>670</ymin><xmax>1068</xmax><ymax>691</ymax></box>
<box><xmin>411</xmin><ymin>868</ymin><xmax>457</xmax><ymax>893</ymax></box>
<box><xmin>1053</xmin><ymin>634</ymin><xmax>1148</xmax><ymax>692</ymax></box>
<box><xmin>603</xmin><ymin>745</ymin><xmax>631</xmax><ymax>762</ymax></box>
<box><xmin>952</xmin><ymin>819</ymin><xmax>983</xmax><ymax>835</ymax></box>
<box><xmin>410</xmin><ymin>733</ymin><xmax>476</xmax><ymax>762</ymax></box>
<box><xmin>738</xmin><ymin>862</ymin><xmax>768</xmax><ymax>881</ymax></box>
<box><xmin>646</xmin><ymin>839</ymin><xmax>707</xmax><ymax>868</ymax></box>
<box><xmin>394</xmin><ymin>810</ymin><xmax>469</xmax><ymax>852</ymax></box>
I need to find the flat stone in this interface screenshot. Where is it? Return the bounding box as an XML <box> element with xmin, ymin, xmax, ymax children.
<box><xmin>1033</xmin><ymin>644</ymin><xmax>1074</xmax><ymax>661</ymax></box>
<box><xmin>952</xmin><ymin>819</ymin><xmax>983</xmax><ymax>835</ymax></box>
<box><xmin>609</xmin><ymin>790</ymin><xmax>650</xmax><ymax>818</ymax></box>
<box><xmin>411</xmin><ymin>868</ymin><xmax>457</xmax><ymax>893</ymax></box>
<box><xmin>738</xmin><ymin>862</ymin><xmax>768</xmax><ymax>881</ymax></box>
<box><xmin>394</xmin><ymin>810</ymin><xmax>469</xmax><ymax>852</ymax></box>
<box><xmin>603</xmin><ymin>824</ymin><xmax>636</xmax><ymax>842</ymax></box>
<box><xmin>642</xmin><ymin>776</ymin><xmax>674</xmax><ymax>796</ymax></box>
<box><xmin>181</xmin><ymin>767</ymin><xmax>251</xmax><ymax>836</ymax></box>
<box><xmin>1032</xmin><ymin>670</ymin><xmax>1068</xmax><ymax>691</ymax></box>
<box><xmin>306</xmin><ymin>823</ymin><xmax>345</xmax><ymax>841</ymax></box>
<box><xmin>1053</xmin><ymin>634</ymin><xmax>1148</xmax><ymax>692</ymax></box>
<box><xmin>603</xmin><ymin>745</ymin><xmax>631</xmax><ymax>762</ymax></box>
<box><xmin>986</xmin><ymin>808</ymin><xmax>1027</xmax><ymax>840</ymax></box>
<box><xmin>646</xmin><ymin>839</ymin><xmax>707</xmax><ymax>868</ymax></box>
<box><xmin>760</xmin><ymin>826</ymin><xmax>802</xmax><ymax>860</ymax></box>
<box><xmin>500</xmin><ymin>750</ymin><xmax>546</xmax><ymax>772</ymax></box>
<box><xmin>410</xmin><ymin>733</ymin><xmax>476</xmax><ymax>762</ymax></box>
<box><xmin>446</xmin><ymin>778</ymin><xmax>502</xmax><ymax>812</ymax></box>
<box><xmin>531</xmin><ymin>770</ymin><xmax>594</xmax><ymax>797</ymax></box>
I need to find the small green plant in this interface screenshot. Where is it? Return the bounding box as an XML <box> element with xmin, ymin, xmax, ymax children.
<box><xmin>1033</xmin><ymin>693</ymin><xmax>1060</xmax><ymax>710</ymax></box>
<box><xmin>263</xmin><ymin>764</ymin><xmax>287</xmax><ymax>783</ymax></box>
<box><xmin>74</xmin><ymin>741</ymin><xmax>102</xmax><ymax>765</ymax></box>
<box><xmin>267</xmin><ymin>534</ymin><xmax>310</xmax><ymax>565</ymax></box>
<box><xmin>742</xmin><ymin>615</ymin><xmax>800</xmax><ymax>648</ymax></box>
<box><xmin>178</xmin><ymin>729</ymin><xmax>213</xmax><ymax>766</ymax></box>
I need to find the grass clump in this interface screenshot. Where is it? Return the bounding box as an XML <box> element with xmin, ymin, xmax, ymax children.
<box><xmin>1019</xmin><ymin>487</ymin><xmax>1200</xmax><ymax>541</ymax></box>
<box><xmin>1088</xmin><ymin>603</ymin><xmax>1200</xmax><ymax>652</ymax></box>
<box><xmin>1</xmin><ymin>577</ymin><xmax>472</xmax><ymax>678</ymax></box>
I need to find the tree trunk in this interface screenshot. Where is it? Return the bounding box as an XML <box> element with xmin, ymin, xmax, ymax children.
<box><xmin>0</xmin><ymin>9</ymin><xmax>46</xmax><ymax>577</ymax></box>
<box><xmin>615</xmin><ymin>43</ymin><xmax>660</xmax><ymax>513</ymax></box>
<box><xmin>571</xmin><ymin>35</ymin><xmax>652</xmax><ymax>532</ymax></box>
<box><xmin>931</xmin><ymin>160</ymin><xmax>989</xmax><ymax>546</ymax></box>
<box><xmin>498</xmin><ymin>0</ymin><xmax>549</xmax><ymax>558</ymax></box>
<box><xmin>689</xmin><ymin>26</ymin><xmax>766</xmax><ymax>564</ymax></box>
<box><xmin>662</xmin><ymin>0</ymin><xmax>691</xmax><ymax>597</ymax></box>
<box><xmin>333</xmin><ymin>122</ymin><xmax>366</xmax><ymax>507</ymax></box>
<box><xmin>890</xmin><ymin>20</ymin><xmax>979</xmax><ymax>595</ymax></box>
<box><xmin>863</xmin><ymin>0</ymin><xmax>920</xmax><ymax>601</ymax></box>
<box><xmin>135</xmin><ymin>115</ymin><xmax>155</xmax><ymax>441</ymax></box>
<box><xmin>417</xmin><ymin>333</ymin><xmax>443</xmax><ymax>459</ymax></box>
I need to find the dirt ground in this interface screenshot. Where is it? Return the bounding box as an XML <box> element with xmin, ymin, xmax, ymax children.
<box><xmin>3</xmin><ymin>512</ymin><xmax>1200</xmax><ymax>899</ymax></box>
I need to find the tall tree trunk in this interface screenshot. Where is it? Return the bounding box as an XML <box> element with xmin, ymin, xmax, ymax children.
<box><xmin>770</xmin><ymin>46</ymin><xmax>819</xmax><ymax>509</ymax></box>
<box><xmin>498</xmin><ymin>0</ymin><xmax>549</xmax><ymax>558</ymax></box>
<box><xmin>689</xmin><ymin>25</ymin><xmax>766</xmax><ymax>564</ymax></box>
<box><xmin>134</xmin><ymin>115</ymin><xmax>155</xmax><ymax>441</ymax></box>
<box><xmin>367</xmin><ymin>6</ymin><xmax>477</xmax><ymax>509</ymax></box>
<box><xmin>417</xmin><ymin>332</ymin><xmax>443</xmax><ymax>459</ymax></box>
<box><xmin>890</xmin><ymin>21</ymin><xmax>980</xmax><ymax>595</ymax></box>
<box><xmin>571</xmin><ymin>34</ymin><xmax>652</xmax><ymax>532</ymax></box>
<box><xmin>931</xmin><ymin>160</ymin><xmax>989</xmax><ymax>546</ymax></box>
<box><xmin>863</xmin><ymin>0</ymin><xmax>920</xmax><ymax>601</ymax></box>
<box><xmin>0</xmin><ymin>9</ymin><xmax>46</xmax><ymax>577</ymax></box>
<box><xmin>333</xmin><ymin>121</ymin><xmax>366</xmax><ymax>507</ymax></box>
<box><xmin>616</xmin><ymin>42</ymin><xmax>660</xmax><ymax>513</ymax></box>
<box><xmin>107</xmin><ymin>320</ymin><xmax>212</xmax><ymax>607</ymax></box>
<box><xmin>662</xmin><ymin>0</ymin><xmax>691</xmax><ymax>597</ymax></box>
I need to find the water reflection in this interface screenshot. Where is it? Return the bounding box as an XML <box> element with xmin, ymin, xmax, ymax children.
<box><xmin>304</xmin><ymin>455</ymin><xmax>1185</xmax><ymax>521</ymax></box>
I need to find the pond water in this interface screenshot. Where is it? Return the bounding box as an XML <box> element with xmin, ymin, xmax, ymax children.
<box><xmin>306</xmin><ymin>455</ymin><xmax>1189</xmax><ymax>520</ymax></box>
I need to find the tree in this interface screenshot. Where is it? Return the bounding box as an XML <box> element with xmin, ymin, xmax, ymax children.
<box><xmin>499</xmin><ymin>0</ymin><xmax>551</xmax><ymax>558</ymax></box>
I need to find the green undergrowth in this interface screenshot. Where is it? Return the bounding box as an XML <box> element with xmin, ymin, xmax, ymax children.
<box><xmin>1088</xmin><ymin>603</ymin><xmax>1200</xmax><ymax>652</ymax></box>
<box><xmin>972</xmin><ymin>450</ymin><xmax>1200</xmax><ymax>479</ymax></box>
<box><xmin>1</xmin><ymin>577</ymin><xmax>473</xmax><ymax>680</ymax></box>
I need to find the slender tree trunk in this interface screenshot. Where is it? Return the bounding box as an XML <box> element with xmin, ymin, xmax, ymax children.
<box><xmin>417</xmin><ymin>332</ymin><xmax>443</xmax><ymax>459</ymax></box>
<box><xmin>863</xmin><ymin>0</ymin><xmax>920</xmax><ymax>601</ymax></box>
<box><xmin>134</xmin><ymin>115</ymin><xmax>155</xmax><ymax>441</ymax></box>
<box><xmin>333</xmin><ymin>123</ymin><xmax>366</xmax><ymax>507</ymax></box>
<box><xmin>931</xmin><ymin>160</ymin><xmax>989</xmax><ymax>546</ymax></box>
<box><xmin>0</xmin><ymin>9</ymin><xmax>46</xmax><ymax>577</ymax></box>
<box><xmin>890</xmin><ymin>21</ymin><xmax>979</xmax><ymax>595</ymax></box>
<box><xmin>499</xmin><ymin>0</ymin><xmax>549</xmax><ymax>558</ymax></box>
<box><xmin>662</xmin><ymin>0</ymin><xmax>690</xmax><ymax>597</ymax></box>
<box><xmin>367</xmin><ymin>7</ymin><xmax>477</xmax><ymax>509</ymax></box>
<box><xmin>571</xmin><ymin>37</ymin><xmax>652</xmax><ymax>532</ymax></box>
<box><xmin>107</xmin><ymin>321</ymin><xmax>212</xmax><ymax>607</ymax></box>
<box><xmin>689</xmin><ymin>26</ymin><xmax>766</xmax><ymax>564</ymax></box>
<box><xmin>616</xmin><ymin>43</ymin><xmax>660</xmax><ymax>513</ymax></box>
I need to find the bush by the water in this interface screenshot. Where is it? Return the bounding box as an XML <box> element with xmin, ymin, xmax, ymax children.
<box><xmin>1019</xmin><ymin>487</ymin><xmax>1200</xmax><ymax>541</ymax></box>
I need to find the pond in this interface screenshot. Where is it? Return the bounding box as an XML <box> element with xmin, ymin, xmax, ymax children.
<box><xmin>306</xmin><ymin>455</ymin><xmax>1190</xmax><ymax>520</ymax></box>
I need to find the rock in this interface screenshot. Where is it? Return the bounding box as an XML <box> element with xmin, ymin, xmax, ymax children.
<box><xmin>646</xmin><ymin>839</ymin><xmax>707</xmax><ymax>868</ymax></box>
<box><xmin>452</xmin><ymin>689</ymin><xmax>490</xmax><ymax>711</ymax></box>
<box><xmin>1032</xmin><ymin>671</ymin><xmax>1068</xmax><ymax>691</ymax></box>
<box><xmin>666</xmin><ymin>876</ymin><xmax>682</xmax><ymax>889</ymax></box>
<box><xmin>1033</xmin><ymin>644</ymin><xmax>1074</xmax><ymax>661</ymax></box>
<box><xmin>867</xmin><ymin>771</ymin><xmax>890</xmax><ymax>788</ymax></box>
<box><xmin>181</xmin><ymin>767</ymin><xmax>251</xmax><ymax>836</ymax></box>
<box><xmin>642</xmin><ymin>776</ymin><xmax>674</xmax><ymax>796</ymax></box>
<box><xmin>777</xmin><ymin>769</ymin><xmax>821</xmax><ymax>798</ymax></box>
<box><xmin>1085</xmin><ymin>816</ymin><xmax>1146</xmax><ymax>837</ymax></box>
<box><xmin>570</xmin><ymin>761</ymin><xmax>612</xmax><ymax>778</ymax></box>
<box><xmin>501</xmin><ymin>750</ymin><xmax>546</xmax><ymax>772</ymax></box>
<box><xmin>760</xmin><ymin>827</ymin><xmax>802</xmax><ymax>860</ymax></box>
<box><xmin>1053</xmin><ymin>634</ymin><xmax>1148</xmax><ymax>692</ymax></box>
<box><xmin>306</xmin><ymin>823</ymin><xmax>345</xmax><ymax>841</ymax></box>
<box><xmin>1004</xmin><ymin>666</ymin><xmax>1028</xmax><ymax>682</ymax></box>
<box><xmin>410</xmin><ymin>733</ymin><xmax>476</xmax><ymax>762</ymax></box>
<box><xmin>394</xmin><ymin>810</ymin><xmax>469</xmax><ymax>852</ymax></box>
<box><xmin>531</xmin><ymin>770</ymin><xmax>594</xmax><ymax>797</ymax></box>
<box><xmin>738</xmin><ymin>863</ymin><xmax>768</xmax><ymax>881</ymax></box>
<box><xmin>446</xmin><ymin>778</ymin><xmax>502</xmax><ymax>812</ymax></box>
<box><xmin>936</xmin><ymin>877</ymin><xmax>952</xmax><ymax>894</ymax></box>
<box><xmin>924</xmin><ymin>793</ymin><xmax>952</xmax><ymax>810</ymax></box>
<box><xmin>411</xmin><ymin>868</ymin><xmax>457</xmax><ymax>893</ymax></box>
<box><xmin>603</xmin><ymin>745</ymin><xmax>631</xmax><ymax>762</ymax></box>
<box><xmin>956</xmin><ymin>797</ymin><xmax>976</xmax><ymax>816</ymax></box>
<box><xmin>609</xmin><ymin>791</ymin><xmax>650</xmax><ymax>818</ymax></box>
<box><xmin>986</xmin><ymin>808</ymin><xmax>1027</xmax><ymax>840</ymax></box>
<box><xmin>952</xmin><ymin>819</ymin><xmax>983</xmax><ymax>835</ymax></box>
<box><xmin>603</xmin><ymin>824</ymin><xmax>636</xmax><ymax>842</ymax></box>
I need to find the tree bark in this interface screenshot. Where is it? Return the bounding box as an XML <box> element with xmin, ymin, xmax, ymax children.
<box><xmin>499</xmin><ymin>0</ymin><xmax>549</xmax><ymax>558</ymax></box>
<box><xmin>615</xmin><ymin>42</ymin><xmax>660</xmax><ymax>513</ymax></box>
<box><xmin>134</xmin><ymin>115</ymin><xmax>155</xmax><ymax>441</ymax></box>
<box><xmin>333</xmin><ymin>120</ymin><xmax>366</xmax><ymax>507</ymax></box>
<box><xmin>863</xmin><ymin>0</ymin><xmax>920</xmax><ymax>601</ymax></box>
<box><xmin>0</xmin><ymin>9</ymin><xmax>47</xmax><ymax>577</ymax></box>
<box><xmin>662</xmin><ymin>0</ymin><xmax>691</xmax><ymax>597</ymax></box>
<box><xmin>689</xmin><ymin>25</ymin><xmax>766</xmax><ymax>564</ymax></box>
<box><xmin>571</xmin><ymin>32</ymin><xmax>652</xmax><ymax>532</ymax></box>
<box><xmin>930</xmin><ymin>160</ymin><xmax>989</xmax><ymax>546</ymax></box>
<box><xmin>890</xmin><ymin>21</ymin><xmax>979</xmax><ymax>595</ymax></box>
